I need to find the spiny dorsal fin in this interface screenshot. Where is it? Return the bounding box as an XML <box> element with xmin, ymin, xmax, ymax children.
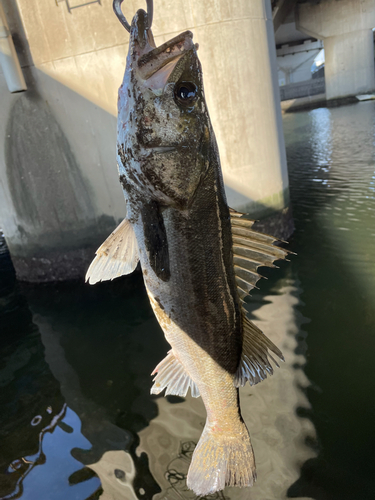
<box><xmin>234</xmin><ymin>314</ymin><xmax>284</xmax><ymax>388</ymax></box>
<box><xmin>151</xmin><ymin>350</ymin><xmax>200</xmax><ymax>398</ymax></box>
<box><xmin>230</xmin><ymin>209</ymin><xmax>286</xmax><ymax>387</ymax></box>
<box><xmin>230</xmin><ymin>209</ymin><xmax>290</xmax><ymax>299</ymax></box>
<box><xmin>85</xmin><ymin>218</ymin><xmax>139</xmax><ymax>285</ymax></box>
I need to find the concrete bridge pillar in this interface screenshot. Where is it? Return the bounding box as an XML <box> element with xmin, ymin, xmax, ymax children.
<box><xmin>0</xmin><ymin>0</ymin><xmax>291</xmax><ymax>282</ymax></box>
<box><xmin>192</xmin><ymin>0</ymin><xmax>290</xmax><ymax>229</ymax></box>
<box><xmin>324</xmin><ymin>30</ymin><xmax>375</xmax><ymax>100</ymax></box>
<box><xmin>296</xmin><ymin>0</ymin><xmax>375</xmax><ymax>100</ymax></box>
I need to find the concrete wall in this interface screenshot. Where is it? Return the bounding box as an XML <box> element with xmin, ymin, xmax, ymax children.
<box><xmin>279</xmin><ymin>77</ymin><xmax>325</xmax><ymax>101</ymax></box>
<box><xmin>0</xmin><ymin>0</ymin><xmax>290</xmax><ymax>281</ymax></box>
<box><xmin>0</xmin><ymin>0</ymin><xmax>127</xmax><ymax>281</ymax></box>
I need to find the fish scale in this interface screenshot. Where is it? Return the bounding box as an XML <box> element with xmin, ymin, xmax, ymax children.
<box><xmin>86</xmin><ymin>1</ymin><xmax>290</xmax><ymax>495</ymax></box>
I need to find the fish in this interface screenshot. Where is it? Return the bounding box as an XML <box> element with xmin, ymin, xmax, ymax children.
<box><xmin>86</xmin><ymin>0</ymin><xmax>289</xmax><ymax>495</ymax></box>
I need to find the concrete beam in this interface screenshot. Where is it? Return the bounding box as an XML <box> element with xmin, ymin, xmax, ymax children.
<box><xmin>278</xmin><ymin>51</ymin><xmax>319</xmax><ymax>84</ymax></box>
<box><xmin>273</xmin><ymin>0</ymin><xmax>297</xmax><ymax>33</ymax></box>
<box><xmin>274</xmin><ymin>7</ymin><xmax>311</xmax><ymax>46</ymax></box>
<box><xmin>277</xmin><ymin>39</ymin><xmax>323</xmax><ymax>57</ymax></box>
<box><xmin>296</xmin><ymin>0</ymin><xmax>375</xmax><ymax>39</ymax></box>
<box><xmin>277</xmin><ymin>39</ymin><xmax>323</xmax><ymax>84</ymax></box>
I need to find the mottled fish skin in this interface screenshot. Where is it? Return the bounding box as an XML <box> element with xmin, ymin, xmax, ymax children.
<box><xmin>117</xmin><ymin>9</ymin><xmax>256</xmax><ymax>495</ymax></box>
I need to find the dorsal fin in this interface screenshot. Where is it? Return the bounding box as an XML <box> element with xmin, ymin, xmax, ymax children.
<box><xmin>230</xmin><ymin>209</ymin><xmax>290</xmax><ymax>300</ymax></box>
<box><xmin>229</xmin><ymin>209</ymin><xmax>287</xmax><ymax>387</ymax></box>
<box><xmin>85</xmin><ymin>218</ymin><xmax>139</xmax><ymax>285</ymax></box>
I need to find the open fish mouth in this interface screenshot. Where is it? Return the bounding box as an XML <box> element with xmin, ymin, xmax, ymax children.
<box><xmin>137</xmin><ymin>31</ymin><xmax>196</xmax><ymax>79</ymax></box>
<box><xmin>135</xmin><ymin>23</ymin><xmax>197</xmax><ymax>90</ymax></box>
<box><xmin>114</xmin><ymin>0</ymin><xmax>197</xmax><ymax>88</ymax></box>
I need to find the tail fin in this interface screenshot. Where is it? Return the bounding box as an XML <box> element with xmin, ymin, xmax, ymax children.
<box><xmin>186</xmin><ymin>421</ymin><xmax>256</xmax><ymax>496</ymax></box>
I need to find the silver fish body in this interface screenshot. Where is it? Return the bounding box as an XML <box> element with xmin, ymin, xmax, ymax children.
<box><xmin>87</xmin><ymin>6</ymin><xmax>288</xmax><ymax>495</ymax></box>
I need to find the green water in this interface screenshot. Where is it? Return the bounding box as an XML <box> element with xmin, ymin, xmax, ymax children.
<box><xmin>1</xmin><ymin>102</ymin><xmax>375</xmax><ymax>500</ymax></box>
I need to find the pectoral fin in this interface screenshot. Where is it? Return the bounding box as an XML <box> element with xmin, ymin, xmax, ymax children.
<box><xmin>230</xmin><ymin>209</ymin><xmax>290</xmax><ymax>300</ymax></box>
<box><xmin>85</xmin><ymin>218</ymin><xmax>139</xmax><ymax>285</ymax></box>
<box><xmin>151</xmin><ymin>350</ymin><xmax>200</xmax><ymax>398</ymax></box>
<box><xmin>234</xmin><ymin>314</ymin><xmax>284</xmax><ymax>387</ymax></box>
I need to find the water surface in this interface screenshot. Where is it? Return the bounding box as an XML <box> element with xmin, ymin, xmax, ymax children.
<box><xmin>1</xmin><ymin>101</ymin><xmax>375</xmax><ymax>500</ymax></box>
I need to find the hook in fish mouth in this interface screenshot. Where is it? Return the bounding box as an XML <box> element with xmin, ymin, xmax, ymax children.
<box><xmin>113</xmin><ymin>0</ymin><xmax>153</xmax><ymax>32</ymax></box>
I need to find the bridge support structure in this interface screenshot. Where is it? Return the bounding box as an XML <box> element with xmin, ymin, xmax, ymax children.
<box><xmin>277</xmin><ymin>39</ymin><xmax>323</xmax><ymax>85</ymax></box>
<box><xmin>296</xmin><ymin>0</ymin><xmax>375</xmax><ymax>100</ymax></box>
<box><xmin>0</xmin><ymin>0</ymin><xmax>291</xmax><ymax>282</ymax></box>
<box><xmin>200</xmin><ymin>0</ymin><xmax>291</xmax><ymax>232</ymax></box>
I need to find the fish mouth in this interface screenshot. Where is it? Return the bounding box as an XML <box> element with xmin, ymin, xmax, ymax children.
<box><xmin>138</xmin><ymin>31</ymin><xmax>195</xmax><ymax>79</ymax></box>
<box><xmin>131</xmin><ymin>9</ymin><xmax>197</xmax><ymax>86</ymax></box>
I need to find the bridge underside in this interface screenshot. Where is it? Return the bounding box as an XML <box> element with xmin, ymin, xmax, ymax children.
<box><xmin>275</xmin><ymin>0</ymin><xmax>375</xmax><ymax>102</ymax></box>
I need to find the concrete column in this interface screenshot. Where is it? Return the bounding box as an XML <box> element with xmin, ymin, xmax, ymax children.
<box><xmin>0</xmin><ymin>0</ymin><xmax>291</xmax><ymax>282</ymax></box>
<box><xmin>324</xmin><ymin>30</ymin><xmax>375</xmax><ymax>100</ymax></box>
<box><xmin>296</xmin><ymin>0</ymin><xmax>375</xmax><ymax>100</ymax></box>
<box><xmin>196</xmin><ymin>0</ymin><xmax>290</xmax><ymax>225</ymax></box>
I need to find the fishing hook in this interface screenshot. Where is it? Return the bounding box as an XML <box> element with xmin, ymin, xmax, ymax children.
<box><xmin>113</xmin><ymin>0</ymin><xmax>153</xmax><ymax>33</ymax></box>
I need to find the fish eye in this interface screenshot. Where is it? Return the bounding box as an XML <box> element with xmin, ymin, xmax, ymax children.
<box><xmin>174</xmin><ymin>82</ymin><xmax>197</xmax><ymax>106</ymax></box>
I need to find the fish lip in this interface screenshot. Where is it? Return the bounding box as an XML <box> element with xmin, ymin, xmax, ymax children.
<box><xmin>138</xmin><ymin>31</ymin><xmax>193</xmax><ymax>68</ymax></box>
<box><xmin>137</xmin><ymin>31</ymin><xmax>195</xmax><ymax>80</ymax></box>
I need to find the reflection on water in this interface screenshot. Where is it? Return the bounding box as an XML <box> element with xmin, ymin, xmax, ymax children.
<box><xmin>310</xmin><ymin>108</ymin><xmax>332</xmax><ymax>169</ymax></box>
<box><xmin>11</xmin><ymin>406</ymin><xmax>101</xmax><ymax>500</ymax></box>
<box><xmin>284</xmin><ymin>102</ymin><xmax>375</xmax><ymax>499</ymax></box>
<box><xmin>1</xmin><ymin>101</ymin><xmax>375</xmax><ymax>499</ymax></box>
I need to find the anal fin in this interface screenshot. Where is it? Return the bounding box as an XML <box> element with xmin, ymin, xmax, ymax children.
<box><xmin>235</xmin><ymin>314</ymin><xmax>284</xmax><ymax>388</ymax></box>
<box><xmin>85</xmin><ymin>218</ymin><xmax>139</xmax><ymax>285</ymax></box>
<box><xmin>151</xmin><ymin>350</ymin><xmax>200</xmax><ymax>398</ymax></box>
